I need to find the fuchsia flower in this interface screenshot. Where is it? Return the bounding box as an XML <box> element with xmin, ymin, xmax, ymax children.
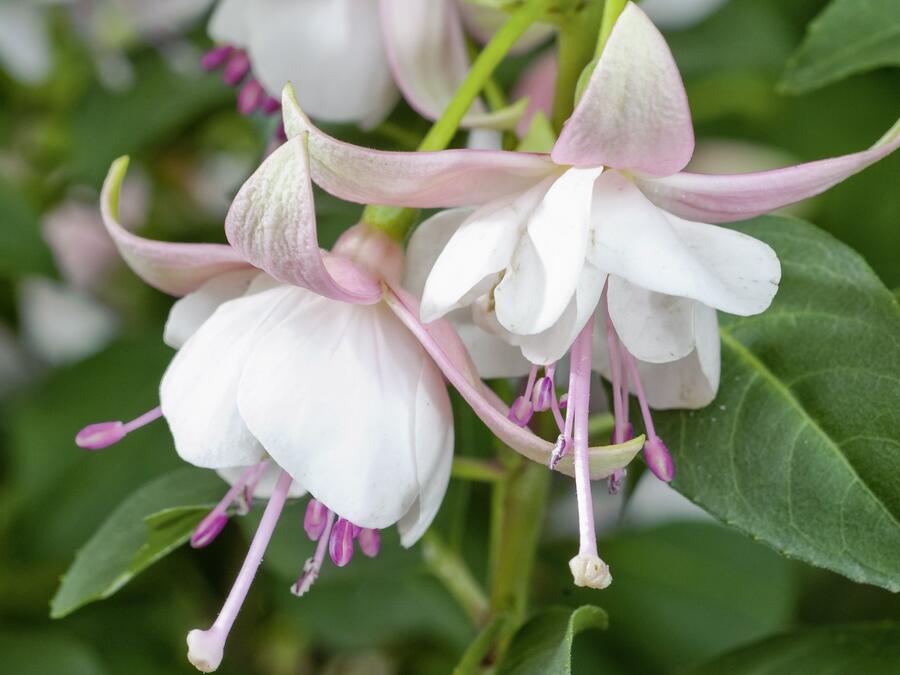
<box><xmin>274</xmin><ymin>2</ymin><xmax>900</xmax><ymax>588</ymax></box>
<box><xmin>202</xmin><ymin>0</ymin><xmax>529</xmax><ymax>126</ymax></box>
<box><xmin>76</xmin><ymin>133</ymin><xmax>640</xmax><ymax>668</ymax></box>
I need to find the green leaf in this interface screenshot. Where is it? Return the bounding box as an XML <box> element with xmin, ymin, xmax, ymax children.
<box><xmin>51</xmin><ymin>468</ymin><xmax>226</xmax><ymax>618</ymax></box>
<box><xmin>0</xmin><ymin>177</ymin><xmax>54</xmax><ymax>278</ymax></box>
<box><xmin>656</xmin><ymin>216</ymin><xmax>900</xmax><ymax>591</ymax></box>
<box><xmin>495</xmin><ymin>605</ymin><xmax>608</xmax><ymax>675</ymax></box>
<box><xmin>0</xmin><ymin>632</ymin><xmax>109</xmax><ymax>675</ymax></box>
<box><xmin>685</xmin><ymin>623</ymin><xmax>900</xmax><ymax>674</ymax></box>
<box><xmin>781</xmin><ymin>0</ymin><xmax>900</xmax><ymax>94</ymax></box>
<box><xmin>540</xmin><ymin>522</ymin><xmax>798</xmax><ymax>673</ymax></box>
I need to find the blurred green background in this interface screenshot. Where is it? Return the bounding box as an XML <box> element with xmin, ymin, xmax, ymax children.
<box><xmin>0</xmin><ymin>1</ymin><xmax>898</xmax><ymax>673</ymax></box>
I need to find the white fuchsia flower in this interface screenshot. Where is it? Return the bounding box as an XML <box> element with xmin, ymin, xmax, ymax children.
<box><xmin>75</xmin><ymin>132</ymin><xmax>640</xmax><ymax>669</ymax></box>
<box><xmin>200</xmin><ymin>0</ymin><xmax>533</xmax><ymax>126</ymax></box>
<box><xmin>274</xmin><ymin>2</ymin><xmax>900</xmax><ymax>587</ymax></box>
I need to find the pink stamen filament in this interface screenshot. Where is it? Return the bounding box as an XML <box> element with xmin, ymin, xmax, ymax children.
<box><xmin>292</xmin><ymin>509</ymin><xmax>336</xmax><ymax>597</ymax></box>
<box><xmin>604</xmin><ymin>302</ymin><xmax>628</xmax><ymax>445</ymax></box>
<box><xmin>570</xmin><ymin>319</ymin><xmax>598</xmax><ymax>560</ymax></box>
<box><xmin>620</xmin><ymin>348</ymin><xmax>657</xmax><ymax>440</ymax></box>
<box><xmin>186</xmin><ymin>470</ymin><xmax>294</xmax><ymax>673</ymax></box>
<box><xmin>191</xmin><ymin>461</ymin><xmax>269</xmax><ymax>548</ymax></box>
<box><xmin>546</xmin><ymin>364</ymin><xmax>566</xmax><ymax>432</ymax></box>
<box><xmin>75</xmin><ymin>405</ymin><xmax>162</xmax><ymax>450</ymax></box>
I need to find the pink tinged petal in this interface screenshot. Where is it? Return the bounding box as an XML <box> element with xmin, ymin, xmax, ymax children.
<box><xmin>551</xmin><ymin>3</ymin><xmax>694</xmax><ymax>176</ymax></box>
<box><xmin>419</xmin><ymin>179</ymin><xmax>556</xmax><ymax>322</ymax></box>
<box><xmin>101</xmin><ymin>157</ymin><xmax>251</xmax><ymax>297</ymax></box>
<box><xmin>160</xmin><ymin>281</ymin><xmax>294</xmax><ymax>469</ymax></box>
<box><xmin>236</xmin><ymin>293</ymin><xmax>453</xmax><ymax>530</ymax></box>
<box><xmin>593</xmin><ymin>303</ymin><xmax>720</xmax><ymax>409</ymax></box>
<box><xmin>280</xmin><ymin>85</ymin><xmax>558</xmax><ymax>207</ymax></box>
<box><xmin>512</xmin><ymin>49</ymin><xmax>557</xmax><ymax>138</ymax></box>
<box><xmin>587</xmin><ymin>171</ymin><xmax>780</xmax><ymax>317</ymax></box>
<box><xmin>636</xmin><ymin>119</ymin><xmax>900</xmax><ymax>222</ymax></box>
<box><xmin>495</xmin><ymin>168</ymin><xmax>601</xmax><ymax>335</ymax></box>
<box><xmin>607</xmin><ymin>278</ymin><xmax>697</xmax><ymax>364</ymax></box>
<box><xmin>383</xmin><ymin>285</ymin><xmax>643</xmax><ymax>479</ymax></box>
<box><xmin>244</xmin><ymin>0</ymin><xmax>397</xmax><ymax>123</ymax></box>
<box><xmin>225</xmin><ymin>136</ymin><xmax>382</xmax><ymax>305</ymax></box>
<box><xmin>164</xmin><ymin>269</ymin><xmax>260</xmax><ymax>349</ymax></box>
<box><xmin>380</xmin><ymin>0</ymin><xmax>527</xmax><ymax>130</ymax></box>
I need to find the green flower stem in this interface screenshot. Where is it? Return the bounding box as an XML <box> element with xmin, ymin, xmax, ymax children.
<box><xmin>596</xmin><ymin>0</ymin><xmax>627</xmax><ymax>57</ymax></box>
<box><xmin>422</xmin><ymin>531</ymin><xmax>490</xmax><ymax>626</ymax></box>
<box><xmin>364</xmin><ymin>0</ymin><xmax>553</xmax><ymax>238</ymax></box>
<box><xmin>452</xmin><ymin>457</ymin><xmax>508</xmax><ymax>483</ymax></box>
<box><xmin>452</xmin><ymin>613</ymin><xmax>511</xmax><ymax>675</ymax></box>
<box><xmin>551</xmin><ymin>1</ymin><xmax>604</xmax><ymax>132</ymax></box>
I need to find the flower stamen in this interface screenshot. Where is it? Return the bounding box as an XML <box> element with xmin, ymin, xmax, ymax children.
<box><xmin>75</xmin><ymin>406</ymin><xmax>163</xmax><ymax>450</ymax></box>
<box><xmin>191</xmin><ymin>461</ymin><xmax>270</xmax><ymax>549</ymax></box>
<box><xmin>620</xmin><ymin>347</ymin><xmax>675</xmax><ymax>482</ymax></box>
<box><xmin>187</xmin><ymin>470</ymin><xmax>294</xmax><ymax>673</ymax></box>
<box><xmin>292</xmin><ymin>507</ymin><xmax>336</xmax><ymax>597</ymax></box>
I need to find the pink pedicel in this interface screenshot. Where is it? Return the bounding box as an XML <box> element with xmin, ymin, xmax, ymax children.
<box><xmin>201</xmin><ymin>45</ymin><xmax>234</xmax><ymax>71</ymax></box>
<box><xmin>358</xmin><ymin>528</ymin><xmax>381</xmax><ymax>558</ymax></box>
<box><xmin>329</xmin><ymin>518</ymin><xmax>355</xmax><ymax>568</ymax></box>
<box><xmin>75</xmin><ymin>406</ymin><xmax>163</xmax><ymax>450</ymax></box>
<box><xmin>222</xmin><ymin>50</ymin><xmax>250</xmax><ymax>86</ymax></box>
<box><xmin>191</xmin><ymin>461</ymin><xmax>269</xmax><ymax>548</ymax></box>
<box><xmin>187</xmin><ymin>470</ymin><xmax>294</xmax><ymax>673</ymax></box>
<box><xmin>304</xmin><ymin>499</ymin><xmax>330</xmax><ymax>541</ymax></box>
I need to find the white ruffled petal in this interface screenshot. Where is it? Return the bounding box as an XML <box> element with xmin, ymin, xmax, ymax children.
<box><xmin>495</xmin><ymin>168</ymin><xmax>600</xmax><ymax>335</ymax></box>
<box><xmin>236</xmin><ymin>297</ymin><xmax>449</xmax><ymax>529</ymax></box>
<box><xmin>607</xmin><ymin>277</ymin><xmax>696</xmax><ymax>364</ymax></box>
<box><xmin>164</xmin><ymin>270</ymin><xmax>261</xmax><ymax>349</ymax></box>
<box><xmin>207</xmin><ymin>0</ymin><xmax>248</xmax><ymax>46</ymax></box>
<box><xmin>160</xmin><ymin>281</ymin><xmax>293</xmax><ymax>469</ymax></box>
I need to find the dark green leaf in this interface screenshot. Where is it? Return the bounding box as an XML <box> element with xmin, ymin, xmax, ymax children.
<box><xmin>51</xmin><ymin>468</ymin><xmax>225</xmax><ymax>618</ymax></box>
<box><xmin>656</xmin><ymin>216</ymin><xmax>900</xmax><ymax>591</ymax></box>
<box><xmin>685</xmin><ymin>623</ymin><xmax>900</xmax><ymax>674</ymax></box>
<box><xmin>781</xmin><ymin>0</ymin><xmax>900</xmax><ymax>94</ymax></box>
<box><xmin>495</xmin><ymin>605</ymin><xmax>607</xmax><ymax>675</ymax></box>
<box><xmin>0</xmin><ymin>632</ymin><xmax>109</xmax><ymax>675</ymax></box>
<box><xmin>539</xmin><ymin>522</ymin><xmax>798</xmax><ymax>673</ymax></box>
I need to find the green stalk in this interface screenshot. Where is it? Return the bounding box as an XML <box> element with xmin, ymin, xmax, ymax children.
<box><xmin>364</xmin><ymin>0</ymin><xmax>553</xmax><ymax>238</ymax></box>
<box><xmin>422</xmin><ymin>531</ymin><xmax>490</xmax><ymax>626</ymax></box>
<box><xmin>551</xmin><ymin>2</ymin><xmax>604</xmax><ymax>132</ymax></box>
<box><xmin>596</xmin><ymin>0</ymin><xmax>627</xmax><ymax>57</ymax></box>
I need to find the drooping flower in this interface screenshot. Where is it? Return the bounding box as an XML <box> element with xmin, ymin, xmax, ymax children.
<box><xmin>274</xmin><ymin>2</ymin><xmax>900</xmax><ymax>587</ymax></box>
<box><xmin>77</xmin><ymin>134</ymin><xmax>640</xmax><ymax>669</ymax></box>
<box><xmin>201</xmin><ymin>0</ymin><xmax>533</xmax><ymax>126</ymax></box>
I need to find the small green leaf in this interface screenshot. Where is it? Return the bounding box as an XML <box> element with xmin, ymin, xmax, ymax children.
<box><xmin>495</xmin><ymin>605</ymin><xmax>608</xmax><ymax>675</ymax></box>
<box><xmin>51</xmin><ymin>468</ymin><xmax>226</xmax><ymax>618</ymax></box>
<box><xmin>781</xmin><ymin>0</ymin><xmax>900</xmax><ymax>94</ymax></box>
<box><xmin>685</xmin><ymin>623</ymin><xmax>900</xmax><ymax>674</ymax></box>
<box><xmin>656</xmin><ymin>216</ymin><xmax>900</xmax><ymax>591</ymax></box>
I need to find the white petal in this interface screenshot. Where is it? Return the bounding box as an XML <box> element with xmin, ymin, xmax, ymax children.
<box><xmin>237</xmin><ymin>298</ymin><xmax>451</xmax><ymax>529</ymax></box>
<box><xmin>593</xmin><ymin>303</ymin><xmax>720</xmax><ymax>409</ymax></box>
<box><xmin>456</xmin><ymin>314</ymin><xmax>532</xmax><ymax>379</ymax></box>
<box><xmin>587</xmin><ymin>171</ymin><xmax>780</xmax><ymax>317</ymax></box>
<box><xmin>217</xmin><ymin>462</ymin><xmax>306</xmax><ymax>499</ymax></box>
<box><xmin>607</xmin><ymin>278</ymin><xmax>696</xmax><ymax>364</ymax></box>
<box><xmin>396</xmin><ymin>358</ymin><xmax>454</xmax><ymax>546</ymax></box>
<box><xmin>420</xmin><ymin>178</ymin><xmax>555</xmax><ymax>322</ymax></box>
<box><xmin>164</xmin><ymin>269</ymin><xmax>261</xmax><ymax>349</ymax></box>
<box><xmin>207</xmin><ymin>0</ymin><xmax>248</xmax><ymax>46</ymax></box>
<box><xmin>405</xmin><ymin>207</ymin><xmax>475</xmax><ymax>299</ymax></box>
<box><xmin>160</xmin><ymin>282</ymin><xmax>294</xmax><ymax>469</ymax></box>
<box><xmin>495</xmin><ymin>168</ymin><xmax>601</xmax><ymax>335</ymax></box>
<box><xmin>518</xmin><ymin>262</ymin><xmax>606</xmax><ymax>365</ymax></box>
<box><xmin>248</xmin><ymin>0</ymin><xmax>398</xmax><ymax>123</ymax></box>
